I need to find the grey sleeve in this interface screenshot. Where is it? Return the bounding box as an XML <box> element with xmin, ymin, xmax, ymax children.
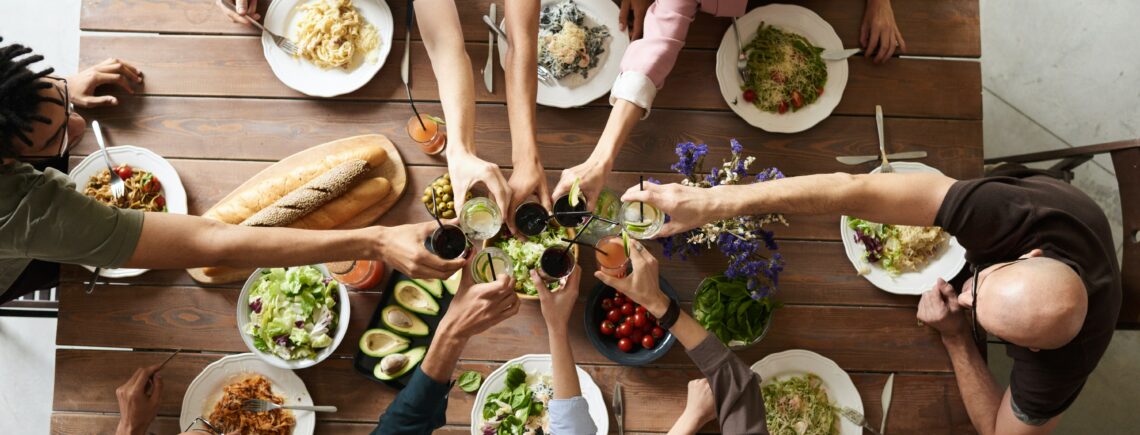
<box><xmin>686</xmin><ymin>334</ymin><xmax>769</xmax><ymax>434</ymax></box>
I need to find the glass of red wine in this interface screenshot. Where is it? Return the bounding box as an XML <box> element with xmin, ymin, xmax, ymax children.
<box><xmin>514</xmin><ymin>201</ymin><xmax>551</xmax><ymax>237</ymax></box>
<box><xmin>423</xmin><ymin>224</ymin><xmax>470</xmax><ymax>260</ymax></box>
<box><xmin>538</xmin><ymin>247</ymin><xmax>576</xmax><ymax>281</ymax></box>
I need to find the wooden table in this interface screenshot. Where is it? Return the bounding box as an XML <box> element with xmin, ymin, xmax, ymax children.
<box><xmin>52</xmin><ymin>0</ymin><xmax>982</xmax><ymax>433</ymax></box>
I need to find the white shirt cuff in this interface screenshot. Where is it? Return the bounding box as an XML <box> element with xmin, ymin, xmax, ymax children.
<box><xmin>549</xmin><ymin>396</ymin><xmax>598</xmax><ymax>434</ymax></box>
<box><xmin>609</xmin><ymin>71</ymin><xmax>658</xmax><ymax>119</ymax></box>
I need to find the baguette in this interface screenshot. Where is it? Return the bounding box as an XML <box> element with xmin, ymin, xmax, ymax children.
<box><xmin>241</xmin><ymin>160</ymin><xmax>371</xmax><ymax>227</ymax></box>
<box><xmin>204</xmin><ymin>144</ymin><xmax>388</xmax><ymax>224</ymax></box>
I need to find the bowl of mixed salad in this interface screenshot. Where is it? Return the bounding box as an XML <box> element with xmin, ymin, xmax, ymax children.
<box><xmin>485</xmin><ymin>225</ymin><xmax>577</xmax><ymax>300</ymax></box>
<box><xmin>471</xmin><ymin>354</ymin><xmax>608</xmax><ymax>435</ymax></box>
<box><xmin>237</xmin><ymin>265</ymin><xmax>351</xmax><ymax>369</ymax></box>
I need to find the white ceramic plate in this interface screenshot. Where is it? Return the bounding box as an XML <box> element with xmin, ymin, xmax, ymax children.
<box><xmin>471</xmin><ymin>354</ymin><xmax>609</xmax><ymax>434</ymax></box>
<box><xmin>179</xmin><ymin>353</ymin><xmax>316</xmax><ymax>435</ymax></box>
<box><xmin>716</xmin><ymin>4</ymin><xmax>848</xmax><ymax>133</ymax></box>
<box><xmin>751</xmin><ymin>349</ymin><xmax>863</xmax><ymax>435</ymax></box>
<box><xmin>68</xmin><ymin>145</ymin><xmax>188</xmax><ymax>278</ymax></box>
<box><xmin>840</xmin><ymin>162</ymin><xmax>968</xmax><ymax>295</ymax></box>
<box><xmin>236</xmin><ymin>265</ymin><xmax>351</xmax><ymax>369</ymax></box>
<box><xmin>263</xmin><ymin>0</ymin><xmax>394</xmax><ymax>97</ymax></box>
<box><xmin>498</xmin><ymin>0</ymin><xmax>630</xmax><ymax>108</ymax></box>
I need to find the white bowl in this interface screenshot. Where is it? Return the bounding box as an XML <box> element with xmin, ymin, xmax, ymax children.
<box><xmin>236</xmin><ymin>265</ymin><xmax>351</xmax><ymax>369</ymax></box>
<box><xmin>470</xmin><ymin>354</ymin><xmax>609</xmax><ymax>434</ymax></box>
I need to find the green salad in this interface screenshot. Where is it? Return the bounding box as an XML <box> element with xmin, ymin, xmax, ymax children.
<box><xmin>244</xmin><ymin>266</ymin><xmax>339</xmax><ymax>361</ymax></box>
<box><xmin>494</xmin><ymin>225</ymin><xmax>570</xmax><ymax>296</ymax></box>
<box><xmin>763</xmin><ymin>374</ymin><xmax>839</xmax><ymax>435</ymax></box>
<box><xmin>480</xmin><ymin>365</ymin><xmax>551</xmax><ymax>435</ymax></box>
<box><xmin>693</xmin><ymin>275</ymin><xmax>779</xmax><ymax>346</ymax></box>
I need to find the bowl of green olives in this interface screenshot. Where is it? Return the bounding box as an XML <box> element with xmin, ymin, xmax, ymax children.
<box><xmin>421</xmin><ymin>173</ymin><xmax>471</xmax><ymax>219</ymax></box>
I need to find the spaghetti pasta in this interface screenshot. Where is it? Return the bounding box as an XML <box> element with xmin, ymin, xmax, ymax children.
<box><xmin>294</xmin><ymin>0</ymin><xmax>380</xmax><ymax>69</ymax></box>
<box><xmin>741</xmin><ymin>23</ymin><xmax>827</xmax><ymax>113</ymax></box>
<box><xmin>84</xmin><ymin>166</ymin><xmax>167</xmax><ymax>212</ymax></box>
<box><xmin>208</xmin><ymin>375</ymin><xmax>296</xmax><ymax>435</ymax></box>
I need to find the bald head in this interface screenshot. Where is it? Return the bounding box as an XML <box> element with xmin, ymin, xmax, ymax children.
<box><xmin>973</xmin><ymin>256</ymin><xmax>1087</xmax><ymax>349</ymax></box>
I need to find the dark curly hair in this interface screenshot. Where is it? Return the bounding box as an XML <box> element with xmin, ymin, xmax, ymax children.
<box><xmin>0</xmin><ymin>36</ymin><xmax>62</xmax><ymax>158</ymax></box>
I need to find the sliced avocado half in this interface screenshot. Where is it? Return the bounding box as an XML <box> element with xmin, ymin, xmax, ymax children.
<box><xmin>359</xmin><ymin>328</ymin><xmax>410</xmax><ymax>358</ymax></box>
<box><xmin>443</xmin><ymin>270</ymin><xmax>462</xmax><ymax>295</ymax></box>
<box><xmin>381</xmin><ymin>305</ymin><xmax>429</xmax><ymax>337</ymax></box>
<box><xmin>393</xmin><ymin>280</ymin><xmax>440</xmax><ymax>315</ymax></box>
<box><xmin>409</xmin><ymin>278</ymin><xmax>443</xmax><ymax>298</ymax></box>
<box><xmin>374</xmin><ymin>346</ymin><xmax>427</xmax><ymax>380</ymax></box>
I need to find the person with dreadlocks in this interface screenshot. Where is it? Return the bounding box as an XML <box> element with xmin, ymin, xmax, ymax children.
<box><xmin>0</xmin><ymin>39</ymin><xmax>467</xmax><ymax>305</ymax></box>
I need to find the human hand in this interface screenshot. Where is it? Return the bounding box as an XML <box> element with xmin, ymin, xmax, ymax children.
<box><xmin>618</xmin><ymin>0</ymin><xmax>652</xmax><ymax>40</ymax></box>
<box><xmin>115</xmin><ymin>364</ymin><xmax>163</xmax><ymax>435</ymax></box>
<box><xmin>860</xmin><ymin>0</ymin><xmax>906</xmax><ymax>64</ymax></box>
<box><xmin>535</xmin><ymin>268</ymin><xmax>580</xmax><ymax>334</ymax></box>
<box><xmin>593</xmin><ymin>239</ymin><xmax>670</xmax><ymax>318</ymax></box>
<box><xmin>551</xmin><ymin>158</ymin><xmax>610</xmax><ymax>211</ymax></box>
<box><xmin>620</xmin><ymin>183</ymin><xmax>719</xmax><ymax>237</ymax></box>
<box><xmin>447</xmin><ymin>150</ymin><xmax>512</xmax><ymax>220</ymax></box>
<box><xmin>917</xmin><ymin>278</ymin><xmax>969</xmax><ymax>339</ymax></box>
<box><xmin>66</xmin><ymin>58</ymin><xmax>143</xmax><ymax>108</ymax></box>
<box><xmin>507</xmin><ymin>157</ymin><xmax>551</xmax><ymax>235</ymax></box>
<box><xmin>377</xmin><ymin>222</ymin><xmax>467</xmax><ymax>279</ymax></box>
<box><xmin>437</xmin><ymin>271</ymin><xmax>520</xmax><ymax>341</ymax></box>
<box><xmin>216</xmin><ymin>0</ymin><xmax>262</xmax><ymax>25</ymax></box>
<box><xmin>682</xmin><ymin>378</ymin><xmax>717</xmax><ymax>426</ymax></box>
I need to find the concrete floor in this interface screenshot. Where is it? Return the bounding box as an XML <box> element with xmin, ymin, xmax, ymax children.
<box><xmin>1</xmin><ymin>0</ymin><xmax>1137</xmax><ymax>433</ymax></box>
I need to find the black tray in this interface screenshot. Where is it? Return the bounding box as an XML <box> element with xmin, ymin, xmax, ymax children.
<box><xmin>353</xmin><ymin>270</ymin><xmax>456</xmax><ymax>389</ymax></box>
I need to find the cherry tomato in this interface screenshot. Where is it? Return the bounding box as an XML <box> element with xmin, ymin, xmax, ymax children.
<box><xmin>635</xmin><ymin>306</ymin><xmax>647</xmax><ymax>315</ymax></box>
<box><xmin>612</xmin><ymin>296</ymin><xmax>625</xmax><ymax>307</ymax></box>
<box><xmin>651</xmin><ymin>326</ymin><xmax>666</xmax><ymax>340</ymax></box>
<box><xmin>600</xmin><ymin>299</ymin><xmax>613</xmax><ymax>311</ymax></box>
<box><xmin>600</xmin><ymin>320</ymin><xmax>615</xmax><ymax>336</ymax></box>
<box><xmin>114</xmin><ymin>164</ymin><xmax>133</xmax><ymax>179</ymax></box>
<box><xmin>146</xmin><ymin>177</ymin><xmax>162</xmax><ymax>193</ymax></box>
<box><xmin>641</xmin><ymin>334</ymin><xmax>656</xmax><ymax>349</ymax></box>
<box><xmin>155</xmin><ymin>196</ymin><xmax>166</xmax><ymax>208</ymax></box>
<box><xmin>607</xmin><ymin>309</ymin><xmax>621</xmax><ymax>323</ymax></box>
<box><xmin>646</xmin><ymin>313</ymin><xmax>656</xmax><ymax>324</ymax></box>
<box><xmin>642</xmin><ymin>322</ymin><xmax>654</xmax><ymax>333</ymax></box>
<box><xmin>630</xmin><ymin>330</ymin><xmax>644</xmax><ymax>343</ymax></box>
<box><xmin>778</xmin><ymin>101</ymin><xmax>789</xmax><ymax>114</ymax></box>
<box><xmin>742</xmin><ymin>89</ymin><xmax>757</xmax><ymax>103</ymax></box>
<box><xmin>632</xmin><ymin>313</ymin><xmax>647</xmax><ymax>328</ymax></box>
<box><xmin>770</xmin><ymin>70</ymin><xmax>785</xmax><ymax>84</ymax></box>
<box><xmin>621</xmin><ymin>303</ymin><xmax>634</xmax><ymax>316</ymax></box>
<box><xmin>616</xmin><ymin>322</ymin><xmax>633</xmax><ymax>338</ymax></box>
<box><xmin>817</xmin><ymin>87</ymin><xmax>824</xmax><ymax>96</ymax></box>
<box><xmin>615</xmin><ymin>292</ymin><xmax>625</xmax><ymax>299</ymax></box>
<box><xmin>618</xmin><ymin>338</ymin><xmax>634</xmax><ymax>353</ymax></box>
<box><xmin>791</xmin><ymin>90</ymin><xmax>804</xmax><ymax>109</ymax></box>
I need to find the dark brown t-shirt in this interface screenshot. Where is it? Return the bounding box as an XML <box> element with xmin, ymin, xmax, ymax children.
<box><xmin>935</xmin><ymin>175</ymin><xmax>1121</xmax><ymax>421</ymax></box>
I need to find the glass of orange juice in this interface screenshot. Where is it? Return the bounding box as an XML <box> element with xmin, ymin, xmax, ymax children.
<box><xmin>595</xmin><ymin>235</ymin><xmax>631</xmax><ymax>277</ymax></box>
<box><xmin>407</xmin><ymin>114</ymin><xmax>447</xmax><ymax>155</ymax></box>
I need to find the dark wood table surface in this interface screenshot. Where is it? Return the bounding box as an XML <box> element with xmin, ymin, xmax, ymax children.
<box><xmin>52</xmin><ymin>0</ymin><xmax>982</xmax><ymax>433</ymax></box>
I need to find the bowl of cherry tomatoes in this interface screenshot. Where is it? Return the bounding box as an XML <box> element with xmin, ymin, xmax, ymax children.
<box><xmin>583</xmin><ymin>277</ymin><xmax>679</xmax><ymax>366</ymax></box>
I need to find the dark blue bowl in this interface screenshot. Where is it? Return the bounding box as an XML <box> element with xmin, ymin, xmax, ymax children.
<box><xmin>583</xmin><ymin>275</ymin><xmax>679</xmax><ymax>366</ymax></box>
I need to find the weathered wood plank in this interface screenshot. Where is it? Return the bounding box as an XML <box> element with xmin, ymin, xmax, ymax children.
<box><xmin>78</xmin><ymin>35</ymin><xmax>981</xmax><ymax>119</ymax></box>
<box><xmin>70</xmin><ymin>97</ymin><xmax>983</xmax><ymax>176</ymax></box>
<box><xmin>80</xmin><ymin>0</ymin><xmax>980</xmax><ymax>57</ymax></box>
<box><xmin>53</xmin><ymin>349</ymin><xmax>971</xmax><ymax>432</ymax></box>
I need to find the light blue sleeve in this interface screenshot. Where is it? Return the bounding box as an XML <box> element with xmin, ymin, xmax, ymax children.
<box><xmin>549</xmin><ymin>396</ymin><xmax>598</xmax><ymax>435</ymax></box>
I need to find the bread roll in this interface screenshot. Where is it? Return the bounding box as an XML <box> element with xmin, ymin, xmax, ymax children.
<box><xmin>241</xmin><ymin>160</ymin><xmax>371</xmax><ymax>227</ymax></box>
<box><xmin>204</xmin><ymin>144</ymin><xmax>388</xmax><ymax>224</ymax></box>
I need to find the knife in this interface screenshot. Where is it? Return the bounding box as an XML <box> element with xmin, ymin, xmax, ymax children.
<box><xmin>614</xmin><ymin>383</ymin><xmax>624</xmax><ymax>435</ymax></box>
<box><xmin>881</xmin><ymin>373</ymin><xmax>895</xmax><ymax>434</ymax></box>
<box><xmin>821</xmin><ymin>47</ymin><xmax>901</xmax><ymax>61</ymax></box>
<box><xmin>483</xmin><ymin>3</ymin><xmax>496</xmax><ymax>93</ymax></box>
<box><xmin>835</xmin><ymin>151</ymin><xmax>927</xmax><ymax>165</ymax></box>
<box><xmin>401</xmin><ymin>0</ymin><xmax>413</xmax><ymax>90</ymax></box>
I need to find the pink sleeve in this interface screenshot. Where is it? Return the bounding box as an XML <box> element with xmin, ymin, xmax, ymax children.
<box><xmin>619</xmin><ymin>0</ymin><xmax>749</xmax><ymax>89</ymax></box>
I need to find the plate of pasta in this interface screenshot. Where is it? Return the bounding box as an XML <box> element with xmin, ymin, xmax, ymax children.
<box><xmin>68</xmin><ymin>145</ymin><xmax>187</xmax><ymax>278</ymax></box>
<box><xmin>263</xmin><ymin>0</ymin><xmax>394</xmax><ymax>97</ymax></box>
<box><xmin>751</xmin><ymin>349</ymin><xmax>863</xmax><ymax>435</ymax></box>
<box><xmin>715</xmin><ymin>4</ymin><xmax>848</xmax><ymax>133</ymax></box>
<box><xmin>180</xmin><ymin>353</ymin><xmax>315</xmax><ymax>435</ymax></box>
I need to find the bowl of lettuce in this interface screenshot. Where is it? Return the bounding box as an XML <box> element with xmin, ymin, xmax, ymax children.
<box><xmin>237</xmin><ymin>265</ymin><xmax>351</xmax><ymax>369</ymax></box>
<box><xmin>487</xmin><ymin>225</ymin><xmax>577</xmax><ymax>299</ymax></box>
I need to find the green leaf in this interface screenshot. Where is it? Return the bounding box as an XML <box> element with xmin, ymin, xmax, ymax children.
<box><xmin>458</xmin><ymin>371</ymin><xmax>482</xmax><ymax>393</ymax></box>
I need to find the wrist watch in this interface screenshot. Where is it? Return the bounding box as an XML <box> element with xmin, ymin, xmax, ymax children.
<box><xmin>657</xmin><ymin>298</ymin><xmax>681</xmax><ymax>330</ymax></box>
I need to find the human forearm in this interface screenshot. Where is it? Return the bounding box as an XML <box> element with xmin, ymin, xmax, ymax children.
<box><xmin>589</xmin><ymin>99</ymin><xmax>643</xmax><ymax>166</ymax></box>
<box><xmin>123</xmin><ymin>213</ymin><xmax>381</xmax><ymax>269</ymax></box>
<box><xmin>415</xmin><ymin>0</ymin><xmax>476</xmax><ymax>151</ymax></box>
<box><xmin>504</xmin><ymin>0</ymin><xmax>541</xmax><ymax>165</ymax></box>
<box><xmin>639</xmin><ymin>293</ymin><xmax>709</xmax><ymax>351</ymax></box>
<box><xmin>419</xmin><ymin>326</ymin><xmax>469</xmax><ymax>383</ymax></box>
<box><xmin>943</xmin><ymin>335</ymin><xmax>1004</xmax><ymax>435</ymax></box>
<box><xmin>666</xmin><ymin>412</ymin><xmax>704</xmax><ymax>435</ymax></box>
<box><xmin>547</xmin><ymin>325</ymin><xmax>582</xmax><ymax>399</ymax></box>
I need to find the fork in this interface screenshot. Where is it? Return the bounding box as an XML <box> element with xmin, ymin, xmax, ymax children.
<box><xmin>731</xmin><ymin>18</ymin><xmax>749</xmax><ymax>83</ymax></box>
<box><xmin>91</xmin><ymin>121</ymin><xmax>125</xmax><ymax>199</ymax></box>
<box><xmin>220</xmin><ymin>0</ymin><xmax>298</xmax><ymax>56</ymax></box>
<box><xmin>836</xmin><ymin>405</ymin><xmax>883</xmax><ymax>435</ymax></box>
<box><xmin>875</xmin><ymin>105</ymin><xmax>894</xmax><ymax>173</ymax></box>
<box><xmin>241</xmin><ymin>399</ymin><xmax>337</xmax><ymax>413</ymax></box>
<box><xmin>480</xmin><ymin>15</ymin><xmax>556</xmax><ymax>86</ymax></box>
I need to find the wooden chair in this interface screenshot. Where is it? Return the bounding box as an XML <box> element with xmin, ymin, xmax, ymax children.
<box><xmin>984</xmin><ymin>138</ymin><xmax>1139</xmax><ymax>329</ymax></box>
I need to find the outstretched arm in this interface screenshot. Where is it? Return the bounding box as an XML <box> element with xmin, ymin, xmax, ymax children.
<box><xmin>503</xmin><ymin>0</ymin><xmax>551</xmax><ymax>228</ymax></box>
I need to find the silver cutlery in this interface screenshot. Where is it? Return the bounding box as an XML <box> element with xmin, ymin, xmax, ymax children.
<box><xmin>145</xmin><ymin>349</ymin><xmax>181</xmax><ymax>394</ymax></box>
<box><xmin>875</xmin><ymin>105</ymin><xmax>894</xmax><ymax>173</ymax></box>
<box><xmin>731</xmin><ymin>18</ymin><xmax>749</xmax><ymax>83</ymax></box>
<box><xmin>821</xmin><ymin>47</ymin><xmax>901</xmax><ymax>61</ymax></box>
<box><xmin>614</xmin><ymin>383</ymin><xmax>624</xmax><ymax>435</ymax></box>
<box><xmin>483</xmin><ymin>3</ymin><xmax>496</xmax><ymax>93</ymax></box>
<box><xmin>835</xmin><ymin>151</ymin><xmax>927</xmax><ymax>166</ymax></box>
<box><xmin>836</xmin><ymin>405</ymin><xmax>883</xmax><ymax>435</ymax></box>
<box><xmin>219</xmin><ymin>0</ymin><xmax>297</xmax><ymax>56</ymax></box>
<box><xmin>241</xmin><ymin>399</ymin><xmax>337</xmax><ymax>413</ymax></box>
<box><xmin>92</xmin><ymin>121</ymin><xmax>124</xmax><ymax>199</ymax></box>
<box><xmin>85</xmin><ymin>268</ymin><xmax>100</xmax><ymax>294</ymax></box>
<box><xmin>481</xmin><ymin>16</ymin><xmax>556</xmax><ymax>86</ymax></box>
<box><xmin>881</xmin><ymin>373</ymin><xmax>895</xmax><ymax>434</ymax></box>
